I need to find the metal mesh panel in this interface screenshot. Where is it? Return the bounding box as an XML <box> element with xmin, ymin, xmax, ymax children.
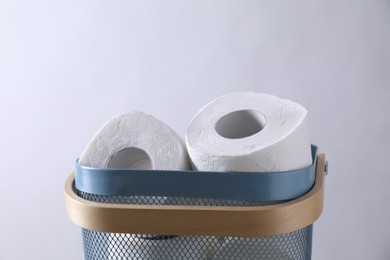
<box><xmin>82</xmin><ymin>227</ymin><xmax>312</xmax><ymax>260</ymax></box>
<box><xmin>78</xmin><ymin>192</ymin><xmax>313</xmax><ymax>260</ymax></box>
<box><xmin>77</xmin><ymin>192</ymin><xmax>284</xmax><ymax>206</ymax></box>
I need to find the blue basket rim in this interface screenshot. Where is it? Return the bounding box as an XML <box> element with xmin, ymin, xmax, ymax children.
<box><xmin>75</xmin><ymin>145</ymin><xmax>317</xmax><ymax>201</ymax></box>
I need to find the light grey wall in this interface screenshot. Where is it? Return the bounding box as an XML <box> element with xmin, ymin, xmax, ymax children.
<box><xmin>1</xmin><ymin>1</ymin><xmax>389</xmax><ymax>259</ymax></box>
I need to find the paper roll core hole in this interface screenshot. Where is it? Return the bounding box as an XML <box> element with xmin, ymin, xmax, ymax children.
<box><xmin>107</xmin><ymin>147</ymin><xmax>152</xmax><ymax>170</ymax></box>
<box><xmin>215</xmin><ymin>110</ymin><xmax>266</xmax><ymax>139</ymax></box>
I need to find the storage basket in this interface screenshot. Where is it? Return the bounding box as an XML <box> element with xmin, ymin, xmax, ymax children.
<box><xmin>65</xmin><ymin>146</ymin><xmax>326</xmax><ymax>260</ymax></box>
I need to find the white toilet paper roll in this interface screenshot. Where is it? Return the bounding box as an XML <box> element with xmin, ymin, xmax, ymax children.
<box><xmin>79</xmin><ymin>111</ymin><xmax>194</xmax><ymax>260</ymax></box>
<box><xmin>186</xmin><ymin>92</ymin><xmax>312</xmax><ymax>259</ymax></box>
<box><xmin>185</xmin><ymin>91</ymin><xmax>312</xmax><ymax>172</ymax></box>
<box><xmin>79</xmin><ymin>111</ymin><xmax>190</xmax><ymax>171</ymax></box>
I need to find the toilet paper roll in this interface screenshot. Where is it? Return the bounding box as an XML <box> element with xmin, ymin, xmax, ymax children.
<box><xmin>185</xmin><ymin>91</ymin><xmax>312</xmax><ymax>172</ymax></box>
<box><xmin>79</xmin><ymin>111</ymin><xmax>190</xmax><ymax>171</ymax></box>
<box><xmin>79</xmin><ymin>111</ymin><xmax>193</xmax><ymax>259</ymax></box>
<box><xmin>186</xmin><ymin>92</ymin><xmax>312</xmax><ymax>259</ymax></box>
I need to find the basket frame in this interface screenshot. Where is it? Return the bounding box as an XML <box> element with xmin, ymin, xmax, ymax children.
<box><xmin>65</xmin><ymin>154</ymin><xmax>325</xmax><ymax>237</ymax></box>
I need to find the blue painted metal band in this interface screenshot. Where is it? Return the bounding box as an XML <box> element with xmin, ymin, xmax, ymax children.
<box><xmin>75</xmin><ymin>146</ymin><xmax>317</xmax><ymax>201</ymax></box>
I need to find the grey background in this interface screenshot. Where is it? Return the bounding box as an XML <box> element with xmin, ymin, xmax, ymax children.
<box><xmin>1</xmin><ymin>1</ymin><xmax>389</xmax><ymax>259</ymax></box>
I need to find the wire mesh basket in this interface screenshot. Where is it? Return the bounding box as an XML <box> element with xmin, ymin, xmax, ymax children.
<box><xmin>65</xmin><ymin>147</ymin><xmax>326</xmax><ymax>260</ymax></box>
